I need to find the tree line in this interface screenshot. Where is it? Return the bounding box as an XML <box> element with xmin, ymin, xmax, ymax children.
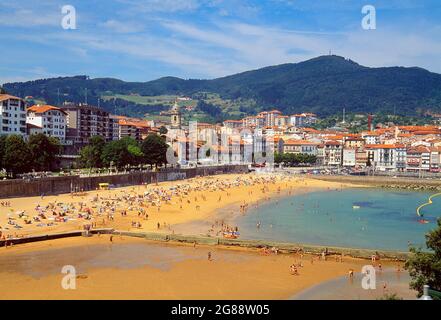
<box><xmin>0</xmin><ymin>134</ymin><xmax>61</xmax><ymax>177</ymax></box>
<box><xmin>0</xmin><ymin>133</ymin><xmax>170</xmax><ymax>178</ymax></box>
<box><xmin>78</xmin><ymin>134</ymin><xmax>169</xmax><ymax>170</ymax></box>
<box><xmin>274</xmin><ymin>152</ymin><xmax>317</xmax><ymax>166</ymax></box>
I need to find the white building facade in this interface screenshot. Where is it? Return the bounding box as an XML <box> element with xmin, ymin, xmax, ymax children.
<box><xmin>0</xmin><ymin>94</ymin><xmax>27</xmax><ymax>136</ymax></box>
<box><xmin>27</xmin><ymin>105</ymin><xmax>67</xmax><ymax>143</ymax></box>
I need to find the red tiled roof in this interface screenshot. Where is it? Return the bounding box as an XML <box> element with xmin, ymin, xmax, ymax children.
<box><xmin>28</xmin><ymin>105</ymin><xmax>67</xmax><ymax>115</ymax></box>
<box><xmin>0</xmin><ymin>94</ymin><xmax>23</xmax><ymax>102</ymax></box>
<box><xmin>325</xmin><ymin>140</ymin><xmax>341</xmax><ymax>146</ymax></box>
<box><xmin>119</xmin><ymin>119</ymin><xmax>151</xmax><ymax>128</ymax></box>
<box><xmin>365</xmin><ymin>144</ymin><xmax>405</xmax><ymax>149</ymax></box>
<box><xmin>284</xmin><ymin>139</ymin><xmax>319</xmax><ymax>146</ymax></box>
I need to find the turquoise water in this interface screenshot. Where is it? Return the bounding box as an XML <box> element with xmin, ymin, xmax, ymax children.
<box><xmin>235</xmin><ymin>188</ymin><xmax>441</xmax><ymax>251</ymax></box>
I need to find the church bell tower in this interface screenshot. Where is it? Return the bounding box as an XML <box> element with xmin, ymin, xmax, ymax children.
<box><xmin>170</xmin><ymin>100</ymin><xmax>182</xmax><ymax>129</ymax></box>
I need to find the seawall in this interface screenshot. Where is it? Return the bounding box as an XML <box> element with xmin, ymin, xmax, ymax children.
<box><xmin>0</xmin><ymin>165</ymin><xmax>248</xmax><ymax>198</ymax></box>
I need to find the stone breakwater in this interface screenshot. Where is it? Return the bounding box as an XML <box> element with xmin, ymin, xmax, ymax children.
<box><xmin>310</xmin><ymin>175</ymin><xmax>441</xmax><ymax>191</ymax></box>
<box><xmin>379</xmin><ymin>184</ymin><xmax>441</xmax><ymax>191</ymax></box>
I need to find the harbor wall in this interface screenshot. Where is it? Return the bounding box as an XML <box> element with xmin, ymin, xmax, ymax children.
<box><xmin>0</xmin><ymin>165</ymin><xmax>249</xmax><ymax>198</ymax></box>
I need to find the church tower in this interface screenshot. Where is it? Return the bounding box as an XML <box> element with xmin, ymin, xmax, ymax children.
<box><xmin>170</xmin><ymin>100</ymin><xmax>182</xmax><ymax>129</ymax></box>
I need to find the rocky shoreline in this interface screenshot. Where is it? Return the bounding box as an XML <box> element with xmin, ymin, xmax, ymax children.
<box><xmin>379</xmin><ymin>184</ymin><xmax>441</xmax><ymax>191</ymax></box>
<box><xmin>311</xmin><ymin>175</ymin><xmax>441</xmax><ymax>191</ymax></box>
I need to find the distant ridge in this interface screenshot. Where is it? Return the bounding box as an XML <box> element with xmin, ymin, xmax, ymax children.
<box><xmin>4</xmin><ymin>55</ymin><xmax>441</xmax><ymax>117</ymax></box>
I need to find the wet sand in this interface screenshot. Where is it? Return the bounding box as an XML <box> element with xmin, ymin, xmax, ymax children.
<box><xmin>0</xmin><ymin>236</ymin><xmax>407</xmax><ymax>300</ymax></box>
<box><xmin>0</xmin><ymin>173</ymin><xmax>390</xmax><ymax>300</ymax></box>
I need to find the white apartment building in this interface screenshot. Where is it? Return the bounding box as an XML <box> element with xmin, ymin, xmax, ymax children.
<box><xmin>258</xmin><ymin>110</ymin><xmax>282</xmax><ymax>127</ymax></box>
<box><xmin>289</xmin><ymin>113</ymin><xmax>317</xmax><ymax>127</ymax></box>
<box><xmin>365</xmin><ymin>144</ymin><xmax>407</xmax><ymax>171</ymax></box>
<box><xmin>0</xmin><ymin>94</ymin><xmax>27</xmax><ymax>136</ymax></box>
<box><xmin>362</xmin><ymin>132</ymin><xmax>380</xmax><ymax>145</ymax></box>
<box><xmin>342</xmin><ymin>148</ymin><xmax>356</xmax><ymax>167</ymax></box>
<box><xmin>275</xmin><ymin>115</ymin><xmax>288</xmax><ymax>127</ymax></box>
<box><xmin>27</xmin><ymin>105</ymin><xmax>67</xmax><ymax>143</ymax></box>
<box><xmin>242</xmin><ymin>115</ymin><xmax>265</xmax><ymax>128</ymax></box>
<box><xmin>324</xmin><ymin>141</ymin><xmax>342</xmax><ymax>166</ymax></box>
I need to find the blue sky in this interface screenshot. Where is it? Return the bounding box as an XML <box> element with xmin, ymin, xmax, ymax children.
<box><xmin>0</xmin><ymin>0</ymin><xmax>440</xmax><ymax>84</ymax></box>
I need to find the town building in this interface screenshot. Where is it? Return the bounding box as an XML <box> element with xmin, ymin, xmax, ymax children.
<box><xmin>61</xmin><ymin>103</ymin><xmax>114</xmax><ymax>145</ymax></box>
<box><xmin>283</xmin><ymin>140</ymin><xmax>318</xmax><ymax>155</ymax></box>
<box><xmin>26</xmin><ymin>105</ymin><xmax>67</xmax><ymax>143</ymax></box>
<box><xmin>342</xmin><ymin>148</ymin><xmax>356</xmax><ymax>167</ymax></box>
<box><xmin>407</xmin><ymin>145</ymin><xmax>431</xmax><ymax>172</ymax></box>
<box><xmin>365</xmin><ymin>144</ymin><xmax>406</xmax><ymax>171</ymax></box>
<box><xmin>323</xmin><ymin>141</ymin><xmax>342</xmax><ymax>166</ymax></box>
<box><xmin>0</xmin><ymin>94</ymin><xmax>27</xmax><ymax>136</ymax></box>
<box><xmin>117</xmin><ymin>117</ymin><xmax>152</xmax><ymax>141</ymax></box>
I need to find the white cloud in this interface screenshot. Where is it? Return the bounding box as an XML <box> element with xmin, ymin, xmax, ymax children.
<box><xmin>0</xmin><ymin>8</ymin><xmax>59</xmax><ymax>27</ymax></box>
<box><xmin>0</xmin><ymin>66</ymin><xmax>61</xmax><ymax>85</ymax></box>
<box><xmin>117</xmin><ymin>0</ymin><xmax>201</xmax><ymax>13</ymax></box>
<box><xmin>100</xmin><ymin>20</ymin><xmax>144</xmax><ymax>33</ymax></box>
<box><xmin>1</xmin><ymin>0</ymin><xmax>440</xmax><ymax>81</ymax></box>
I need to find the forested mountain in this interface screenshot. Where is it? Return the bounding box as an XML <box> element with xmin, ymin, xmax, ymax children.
<box><xmin>4</xmin><ymin>55</ymin><xmax>441</xmax><ymax>119</ymax></box>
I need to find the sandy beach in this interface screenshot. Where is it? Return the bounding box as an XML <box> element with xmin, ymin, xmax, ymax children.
<box><xmin>0</xmin><ymin>235</ymin><xmax>410</xmax><ymax>300</ymax></box>
<box><xmin>0</xmin><ymin>173</ymin><xmax>355</xmax><ymax>239</ymax></box>
<box><xmin>2</xmin><ymin>173</ymin><xmax>403</xmax><ymax>300</ymax></box>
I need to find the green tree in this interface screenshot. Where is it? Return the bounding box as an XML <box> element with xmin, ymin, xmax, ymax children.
<box><xmin>78</xmin><ymin>136</ymin><xmax>106</xmax><ymax>168</ymax></box>
<box><xmin>3</xmin><ymin>135</ymin><xmax>32</xmax><ymax>176</ymax></box>
<box><xmin>101</xmin><ymin>137</ymin><xmax>143</xmax><ymax>168</ymax></box>
<box><xmin>405</xmin><ymin>218</ymin><xmax>441</xmax><ymax>297</ymax></box>
<box><xmin>274</xmin><ymin>152</ymin><xmax>283</xmax><ymax>165</ymax></box>
<box><xmin>28</xmin><ymin>133</ymin><xmax>61</xmax><ymax>171</ymax></box>
<box><xmin>0</xmin><ymin>135</ymin><xmax>7</xmax><ymax>169</ymax></box>
<box><xmin>141</xmin><ymin>134</ymin><xmax>169</xmax><ymax>169</ymax></box>
<box><xmin>377</xmin><ymin>293</ymin><xmax>403</xmax><ymax>300</ymax></box>
<box><xmin>159</xmin><ymin>126</ymin><xmax>168</xmax><ymax>135</ymax></box>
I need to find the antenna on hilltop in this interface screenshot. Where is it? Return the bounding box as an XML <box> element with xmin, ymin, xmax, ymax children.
<box><xmin>85</xmin><ymin>88</ymin><xmax>88</xmax><ymax>105</ymax></box>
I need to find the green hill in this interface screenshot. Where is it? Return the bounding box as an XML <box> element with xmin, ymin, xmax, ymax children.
<box><xmin>4</xmin><ymin>55</ymin><xmax>441</xmax><ymax>119</ymax></box>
